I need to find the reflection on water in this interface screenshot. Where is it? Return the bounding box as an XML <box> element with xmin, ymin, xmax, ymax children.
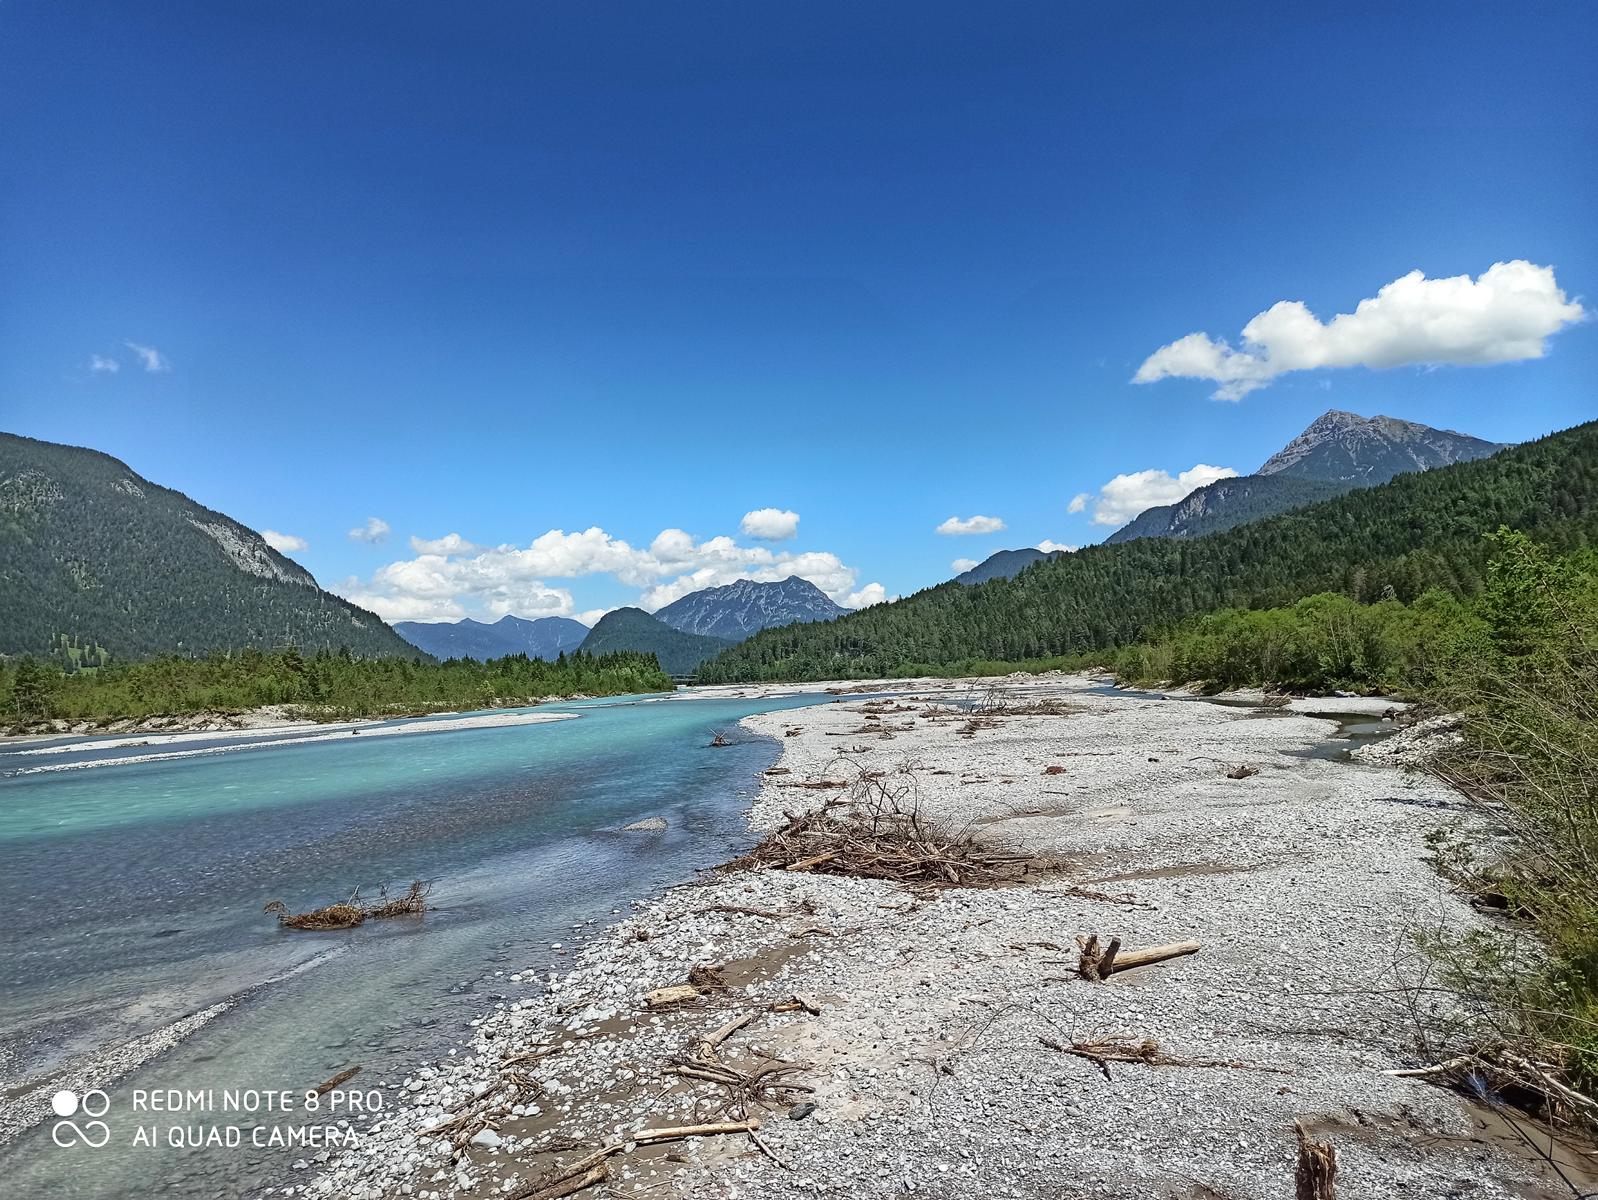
<box><xmin>0</xmin><ymin>690</ymin><xmax>835</xmax><ymax>1198</ymax></box>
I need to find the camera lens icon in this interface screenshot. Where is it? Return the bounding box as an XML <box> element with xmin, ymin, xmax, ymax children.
<box><xmin>50</xmin><ymin>1089</ymin><xmax>110</xmax><ymax>1148</ymax></box>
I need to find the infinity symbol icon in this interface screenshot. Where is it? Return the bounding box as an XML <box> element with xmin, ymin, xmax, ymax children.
<box><xmin>51</xmin><ymin>1089</ymin><xmax>110</xmax><ymax>1148</ymax></box>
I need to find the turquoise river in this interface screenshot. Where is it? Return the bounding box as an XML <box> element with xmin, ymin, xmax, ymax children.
<box><xmin>0</xmin><ymin>688</ymin><xmax>841</xmax><ymax>1199</ymax></box>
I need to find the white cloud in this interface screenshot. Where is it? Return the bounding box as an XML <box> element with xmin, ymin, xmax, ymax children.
<box><xmin>739</xmin><ymin>508</ymin><xmax>800</xmax><ymax>541</ymax></box>
<box><xmin>936</xmin><ymin>514</ymin><xmax>1006</xmax><ymax>536</ymax></box>
<box><xmin>951</xmin><ymin>558</ymin><xmax>980</xmax><ymax>573</ymax></box>
<box><xmin>1134</xmin><ymin>260</ymin><xmax>1587</xmax><ymax>400</ymax></box>
<box><xmin>409</xmin><ymin>532</ymin><xmax>483</xmax><ymax>556</ymax></box>
<box><xmin>262</xmin><ymin>529</ymin><xmax>308</xmax><ymax>554</ymax></box>
<box><xmin>338</xmin><ymin>525</ymin><xmax>886</xmax><ymax>624</ymax></box>
<box><xmin>845</xmin><ymin>583</ymin><xmax>889</xmax><ymax>608</ymax></box>
<box><xmin>348</xmin><ymin>516</ymin><xmax>391</xmax><ymax>544</ymax></box>
<box><xmin>124</xmin><ymin>341</ymin><xmax>170</xmax><ymax>373</ymax></box>
<box><xmin>1036</xmin><ymin>540</ymin><xmax>1078</xmax><ymax>554</ymax></box>
<box><xmin>1067</xmin><ymin>493</ymin><xmax>1090</xmax><ymax>514</ymax></box>
<box><xmin>1079</xmin><ymin>463</ymin><xmax>1238</xmax><ymax>527</ymax></box>
<box><xmin>88</xmin><ymin>354</ymin><xmax>120</xmax><ymax>374</ymax></box>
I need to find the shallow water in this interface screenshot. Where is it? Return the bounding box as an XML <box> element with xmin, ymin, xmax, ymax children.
<box><xmin>0</xmin><ymin>689</ymin><xmax>837</xmax><ymax>1198</ymax></box>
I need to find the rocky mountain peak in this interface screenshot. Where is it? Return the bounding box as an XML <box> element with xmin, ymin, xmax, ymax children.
<box><xmin>1257</xmin><ymin>409</ymin><xmax>1504</xmax><ymax>482</ymax></box>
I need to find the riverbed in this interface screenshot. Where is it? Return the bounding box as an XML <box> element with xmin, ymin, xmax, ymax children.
<box><xmin>295</xmin><ymin>675</ymin><xmax>1586</xmax><ymax>1200</ymax></box>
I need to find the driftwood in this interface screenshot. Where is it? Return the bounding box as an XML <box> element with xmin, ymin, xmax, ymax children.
<box><xmin>1040</xmin><ymin>1036</ymin><xmax>1288</xmax><ymax>1080</ymax></box>
<box><xmin>312</xmin><ymin>1066</ymin><xmax>361</xmax><ymax>1095</ymax></box>
<box><xmin>665</xmin><ymin>1014</ymin><xmax>813</xmax><ymax>1121</ymax></box>
<box><xmin>1077</xmin><ymin>934</ymin><xmax>1200</xmax><ymax>980</ymax></box>
<box><xmin>264</xmin><ymin>880</ymin><xmax>430</xmax><ymax>931</ymax></box>
<box><xmin>731</xmin><ymin>786</ymin><xmax>1044</xmax><ymax>891</ymax></box>
<box><xmin>770</xmin><ymin>993</ymin><xmax>822</xmax><ymax>1015</ymax></box>
<box><xmin>643</xmin><ymin>984</ymin><xmax>701</xmax><ymax>1010</ymax></box>
<box><xmin>509</xmin><ymin>1122</ymin><xmax>761</xmax><ymax>1200</ymax></box>
<box><xmin>641</xmin><ymin>964</ymin><xmax>729</xmax><ymax>1010</ymax></box>
<box><xmin>1294</xmin><ymin>1120</ymin><xmax>1337</xmax><ymax>1199</ymax></box>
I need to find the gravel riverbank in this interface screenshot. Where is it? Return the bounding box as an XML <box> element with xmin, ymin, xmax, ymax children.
<box><xmin>285</xmin><ymin>675</ymin><xmax>1574</xmax><ymax>1200</ymax></box>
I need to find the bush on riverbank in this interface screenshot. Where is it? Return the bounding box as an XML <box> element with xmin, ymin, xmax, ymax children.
<box><xmin>1099</xmin><ymin>531</ymin><xmax>1598</xmax><ymax>1109</ymax></box>
<box><xmin>0</xmin><ymin>646</ymin><xmax>673</xmax><ymax>732</ymax></box>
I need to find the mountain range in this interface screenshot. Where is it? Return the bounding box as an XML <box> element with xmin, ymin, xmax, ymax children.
<box><xmin>393</xmin><ymin>614</ymin><xmax>588</xmax><ymax>661</ymax></box>
<box><xmin>653</xmin><ymin>576</ymin><xmax>846</xmax><ymax>639</ymax></box>
<box><xmin>698</xmin><ymin>418</ymin><xmax>1597</xmax><ymax>682</ymax></box>
<box><xmin>0</xmin><ymin>432</ymin><xmax>419</xmax><ymax>662</ymax></box>
<box><xmin>0</xmin><ymin>410</ymin><xmax>1523</xmax><ymax>677</ymax></box>
<box><xmin>1105</xmin><ymin>410</ymin><xmax>1505</xmax><ymax>544</ymax></box>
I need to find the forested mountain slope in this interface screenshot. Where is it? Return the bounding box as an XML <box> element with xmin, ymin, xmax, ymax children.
<box><xmin>698</xmin><ymin>420</ymin><xmax>1598</xmax><ymax>682</ymax></box>
<box><xmin>953</xmin><ymin>547</ymin><xmax>1066</xmax><ymax>583</ymax></box>
<box><xmin>578</xmin><ymin>608</ymin><xmax>731</xmax><ymax>674</ymax></box>
<box><xmin>1105</xmin><ymin>475</ymin><xmax>1351</xmax><ymax>544</ymax></box>
<box><xmin>0</xmin><ymin>432</ymin><xmax>421</xmax><ymax>662</ymax></box>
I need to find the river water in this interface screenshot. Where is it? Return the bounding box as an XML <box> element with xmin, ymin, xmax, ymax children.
<box><xmin>0</xmin><ymin>689</ymin><xmax>837</xmax><ymax>1198</ymax></box>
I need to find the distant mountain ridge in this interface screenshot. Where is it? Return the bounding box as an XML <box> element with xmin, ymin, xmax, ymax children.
<box><xmin>0</xmin><ymin>431</ymin><xmax>420</xmax><ymax>662</ymax></box>
<box><xmin>654</xmin><ymin>576</ymin><xmax>846</xmax><ymax>639</ymax></box>
<box><xmin>1105</xmin><ymin>410</ymin><xmax>1506</xmax><ymax>544</ymax></box>
<box><xmin>578</xmin><ymin>608</ymin><xmax>731</xmax><ymax>675</ymax></box>
<box><xmin>954</xmin><ymin>548</ymin><xmax>1066</xmax><ymax>585</ymax></box>
<box><xmin>394</xmin><ymin>614</ymin><xmax>589</xmax><ymax>661</ymax></box>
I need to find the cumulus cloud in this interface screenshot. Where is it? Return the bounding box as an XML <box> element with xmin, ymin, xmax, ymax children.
<box><xmin>951</xmin><ymin>558</ymin><xmax>980</xmax><ymax>573</ymax></box>
<box><xmin>1067</xmin><ymin>493</ymin><xmax>1090</xmax><ymax>514</ymax></box>
<box><xmin>410</xmin><ymin>532</ymin><xmax>483</xmax><ymax>556</ymax></box>
<box><xmin>337</xmin><ymin>525</ymin><xmax>887</xmax><ymax>624</ymax></box>
<box><xmin>88</xmin><ymin>354</ymin><xmax>120</xmax><ymax>374</ymax></box>
<box><xmin>1036</xmin><ymin>540</ymin><xmax>1078</xmax><ymax>554</ymax></box>
<box><xmin>348</xmin><ymin>516</ymin><xmax>391</xmax><ymax>544</ymax></box>
<box><xmin>1078</xmin><ymin>463</ymin><xmax>1238</xmax><ymax>527</ymax></box>
<box><xmin>1134</xmin><ymin>260</ymin><xmax>1587</xmax><ymax>400</ymax></box>
<box><xmin>739</xmin><ymin>508</ymin><xmax>800</xmax><ymax>541</ymax></box>
<box><xmin>936</xmin><ymin>514</ymin><xmax>1006</xmax><ymax>536</ymax></box>
<box><xmin>124</xmin><ymin>341</ymin><xmax>170</xmax><ymax>373</ymax></box>
<box><xmin>262</xmin><ymin>529</ymin><xmax>308</xmax><ymax>554</ymax></box>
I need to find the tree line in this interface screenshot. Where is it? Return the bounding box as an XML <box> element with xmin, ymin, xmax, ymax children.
<box><xmin>0</xmin><ymin>646</ymin><xmax>673</xmax><ymax>732</ymax></box>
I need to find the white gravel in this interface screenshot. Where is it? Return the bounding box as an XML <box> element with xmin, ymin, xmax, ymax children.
<box><xmin>281</xmin><ymin>676</ymin><xmax>1561</xmax><ymax>1200</ymax></box>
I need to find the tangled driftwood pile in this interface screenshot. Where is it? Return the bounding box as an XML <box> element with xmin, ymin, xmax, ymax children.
<box><xmin>264</xmin><ymin>880</ymin><xmax>431</xmax><ymax>930</ymax></box>
<box><xmin>735</xmin><ymin>760</ymin><xmax>1044</xmax><ymax>890</ymax></box>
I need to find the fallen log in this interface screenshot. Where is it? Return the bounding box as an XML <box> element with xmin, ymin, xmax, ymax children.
<box><xmin>1077</xmin><ymin>933</ymin><xmax>1200</xmax><ymax>980</ymax></box>
<box><xmin>1108</xmin><ymin>939</ymin><xmax>1200</xmax><ymax>974</ymax></box>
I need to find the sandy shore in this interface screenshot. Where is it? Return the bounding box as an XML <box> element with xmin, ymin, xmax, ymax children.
<box><xmin>288</xmin><ymin>675</ymin><xmax>1577</xmax><ymax>1200</ymax></box>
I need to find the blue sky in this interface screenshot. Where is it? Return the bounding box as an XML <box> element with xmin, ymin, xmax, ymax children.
<box><xmin>2</xmin><ymin>2</ymin><xmax>1594</xmax><ymax>623</ymax></box>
